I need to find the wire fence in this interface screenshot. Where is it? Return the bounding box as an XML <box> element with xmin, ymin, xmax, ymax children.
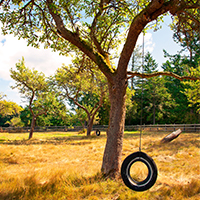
<box><xmin>0</xmin><ymin>124</ymin><xmax>200</xmax><ymax>133</ymax></box>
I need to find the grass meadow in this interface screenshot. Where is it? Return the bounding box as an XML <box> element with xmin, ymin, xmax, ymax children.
<box><xmin>0</xmin><ymin>130</ymin><xmax>199</xmax><ymax>200</ymax></box>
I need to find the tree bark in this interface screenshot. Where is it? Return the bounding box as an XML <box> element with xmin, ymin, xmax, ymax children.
<box><xmin>101</xmin><ymin>76</ymin><xmax>127</xmax><ymax>178</ymax></box>
<box><xmin>29</xmin><ymin>116</ymin><xmax>36</xmax><ymax>139</ymax></box>
<box><xmin>160</xmin><ymin>129</ymin><xmax>182</xmax><ymax>143</ymax></box>
<box><xmin>87</xmin><ymin>117</ymin><xmax>94</xmax><ymax>136</ymax></box>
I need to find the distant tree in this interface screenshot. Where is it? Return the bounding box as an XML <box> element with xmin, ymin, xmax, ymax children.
<box><xmin>144</xmin><ymin>76</ymin><xmax>176</xmax><ymax>124</ymax></box>
<box><xmin>0</xmin><ymin>99</ymin><xmax>23</xmax><ymax>117</ymax></box>
<box><xmin>172</xmin><ymin>31</ymin><xmax>200</xmax><ymax>120</ymax></box>
<box><xmin>6</xmin><ymin>116</ymin><xmax>24</xmax><ymax>127</ymax></box>
<box><xmin>54</xmin><ymin>56</ymin><xmax>107</xmax><ymax>136</ymax></box>
<box><xmin>162</xmin><ymin>43</ymin><xmax>200</xmax><ymax>123</ymax></box>
<box><xmin>10</xmin><ymin>58</ymin><xmax>62</xmax><ymax>139</ymax></box>
<box><xmin>129</xmin><ymin>45</ymin><xmax>143</xmax><ymax>89</ymax></box>
<box><xmin>125</xmin><ymin>87</ymin><xmax>137</xmax><ymax>125</ymax></box>
<box><xmin>144</xmin><ymin>53</ymin><xmax>176</xmax><ymax>124</ymax></box>
<box><xmin>19</xmin><ymin>106</ymin><xmax>32</xmax><ymax>127</ymax></box>
<box><xmin>20</xmin><ymin>102</ymin><xmax>72</xmax><ymax>127</ymax></box>
<box><xmin>0</xmin><ymin>93</ymin><xmax>23</xmax><ymax>127</ymax></box>
<box><xmin>36</xmin><ymin>101</ymin><xmax>72</xmax><ymax>127</ymax></box>
<box><xmin>131</xmin><ymin>52</ymin><xmax>176</xmax><ymax>124</ymax></box>
<box><xmin>183</xmin><ymin>66</ymin><xmax>200</xmax><ymax>115</ymax></box>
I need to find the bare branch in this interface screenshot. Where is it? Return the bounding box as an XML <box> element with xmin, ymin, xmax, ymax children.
<box><xmin>127</xmin><ymin>71</ymin><xmax>200</xmax><ymax>81</ymax></box>
<box><xmin>68</xmin><ymin>95</ymin><xmax>90</xmax><ymax>118</ymax></box>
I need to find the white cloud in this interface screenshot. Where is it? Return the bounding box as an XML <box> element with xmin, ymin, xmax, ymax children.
<box><xmin>0</xmin><ymin>28</ymin><xmax>72</xmax><ymax>81</ymax></box>
<box><xmin>0</xmin><ymin>24</ymin><xmax>72</xmax><ymax>106</ymax></box>
<box><xmin>136</xmin><ymin>32</ymin><xmax>155</xmax><ymax>53</ymax></box>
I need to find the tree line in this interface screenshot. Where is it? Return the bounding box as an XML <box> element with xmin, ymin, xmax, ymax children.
<box><xmin>1</xmin><ymin>36</ymin><xmax>200</xmax><ymax>137</ymax></box>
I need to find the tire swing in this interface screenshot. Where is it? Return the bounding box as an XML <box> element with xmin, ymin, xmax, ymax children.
<box><xmin>96</xmin><ymin>129</ymin><xmax>100</xmax><ymax>136</ymax></box>
<box><xmin>121</xmin><ymin>151</ymin><xmax>158</xmax><ymax>192</ymax></box>
<box><xmin>121</xmin><ymin>32</ymin><xmax>158</xmax><ymax>192</ymax></box>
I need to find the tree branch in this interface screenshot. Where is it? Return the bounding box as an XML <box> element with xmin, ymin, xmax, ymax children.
<box><xmin>46</xmin><ymin>0</ymin><xmax>114</xmax><ymax>83</ymax></box>
<box><xmin>46</xmin><ymin>0</ymin><xmax>94</xmax><ymax>57</ymax></box>
<box><xmin>117</xmin><ymin>0</ymin><xmax>199</xmax><ymax>76</ymax></box>
<box><xmin>118</xmin><ymin>0</ymin><xmax>169</xmax><ymax>75</ymax></box>
<box><xmin>90</xmin><ymin>0</ymin><xmax>105</xmax><ymax>55</ymax></box>
<box><xmin>127</xmin><ymin>71</ymin><xmax>200</xmax><ymax>81</ymax></box>
<box><xmin>68</xmin><ymin>95</ymin><xmax>91</xmax><ymax>118</ymax></box>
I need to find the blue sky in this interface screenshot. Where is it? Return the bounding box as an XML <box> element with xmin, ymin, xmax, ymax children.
<box><xmin>0</xmin><ymin>16</ymin><xmax>183</xmax><ymax>107</ymax></box>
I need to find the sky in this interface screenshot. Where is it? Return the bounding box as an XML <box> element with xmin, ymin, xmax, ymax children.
<box><xmin>0</xmin><ymin>16</ymin><xmax>182</xmax><ymax>107</ymax></box>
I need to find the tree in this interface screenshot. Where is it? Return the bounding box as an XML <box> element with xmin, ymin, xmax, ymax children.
<box><xmin>1</xmin><ymin>0</ymin><xmax>200</xmax><ymax>178</ymax></box>
<box><xmin>129</xmin><ymin>45</ymin><xmax>143</xmax><ymax>89</ymax></box>
<box><xmin>130</xmin><ymin>53</ymin><xmax>176</xmax><ymax>125</ymax></box>
<box><xmin>143</xmin><ymin>53</ymin><xmax>176</xmax><ymax>124</ymax></box>
<box><xmin>54</xmin><ymin>56</ymin><xmax>107</xmax><ymax>136</ymax></box>
<box><xmin>10</xmin><ymin>58</ymin><xmax>62</xmax><ymax>139</ymax></box>
<box><xmin>0</xmin><ymin>93</ymin><xmax>23</xmax><ymax>126</ymax></box>
<box><xmin>6</xmin><ymin>116</ymin><xmax>25</xmax><ymax>127</ymax></box>
<box><xmin>161</xmin><ymin>46</ymin><xmax>200</xmax><ymax>123</ymax></box>
<box><xmin>183</xmin><ymin>66</ymin><xmax>200</xmax><ymax>115</ymax></box>
<box><xmin>0</xmin><ymin>99</ymin><xmax>23</xmax><ymax>117</ymax></box>
<box><xmin>143</xmin><ymin>76</ymin><xmax>176</xmax><ymax>124</ymax></box>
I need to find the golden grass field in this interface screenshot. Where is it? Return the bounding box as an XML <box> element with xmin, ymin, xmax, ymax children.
<box><xmin>0</xmin><ymin>130</ymin><xmax>199</xmax><ymax>200</ymax></box>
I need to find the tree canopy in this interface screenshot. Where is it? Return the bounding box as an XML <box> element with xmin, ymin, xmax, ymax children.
<box><xmin>54</xmin><ymin>55</ymin><xmax>108</xmax><ymax>135</ymax></box>
<box><xmin>0</xmin><ymin>99</ymin><xmax>22</xmax><ymax>117</ymax></box>
<box><xmin>1</xmin><ymin>0</ymin><xmax>199</xmax><ymax>81</ymax></box>
<box><xmin>10</xmin><ymin>58</ymin><xmax>65</xmax><ymax>139</ymax></box>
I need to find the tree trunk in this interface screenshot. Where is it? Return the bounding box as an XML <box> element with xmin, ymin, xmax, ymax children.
<box><xmin>87</xmin><ymin>117</ymin><xmax>94</xmax><ymax>136</ymax></box>
<box><xmin>86</xmin><ymin>93</ymin><xmax>104</xmax><ymax>136</ymax></box>
<box><xmin>160</xmin><ymin>129</ymin><xmax>182</xmax><ymax>143</ymax></box>
<box><xmin>29</xmin><ymin>116</ymin><xmax>36</xmax><ymax>139</ymax></box>
<box><xmin>101</xmin><ymin>77</ymin><xmax>127</xmax><ymax>178</ymax></box>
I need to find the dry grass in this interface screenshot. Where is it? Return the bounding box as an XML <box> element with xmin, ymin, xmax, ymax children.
<box><xmin>0</xmin><ymin>131</ymin><xmax>199</xmax><ymax>199</ymax></box>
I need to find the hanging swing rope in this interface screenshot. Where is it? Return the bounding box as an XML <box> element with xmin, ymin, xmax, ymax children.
<box><xmin>139</xmin><ymin>31</ymin><xmax>145</xmax><ymax>152</ymax></box>
<box><xmin>121</xmin><ymin>32</ymin><xmax>158</xmax><ymax>192</ymax></box>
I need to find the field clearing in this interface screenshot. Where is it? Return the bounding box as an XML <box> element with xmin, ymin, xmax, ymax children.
<box><xmin>0</xmin><ymin>131</ymin><xmax>199</xmax><ymax>200</ymax></box>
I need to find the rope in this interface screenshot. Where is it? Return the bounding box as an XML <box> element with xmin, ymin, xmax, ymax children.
<box><xmin>139</xmin><ymin>31</ymin><xmax>145</xmax><ymax>152</ymax></box>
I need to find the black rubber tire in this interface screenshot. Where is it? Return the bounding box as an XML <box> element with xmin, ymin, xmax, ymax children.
<box><xmin>121</xmin><ymin>151</ymin><xmax>158</xmax><ymax>192</ymax></box>
<box><xmin>96</xmin><ymin>130</ymin><xmax>100</xmax><ymax>136</ymax></box>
